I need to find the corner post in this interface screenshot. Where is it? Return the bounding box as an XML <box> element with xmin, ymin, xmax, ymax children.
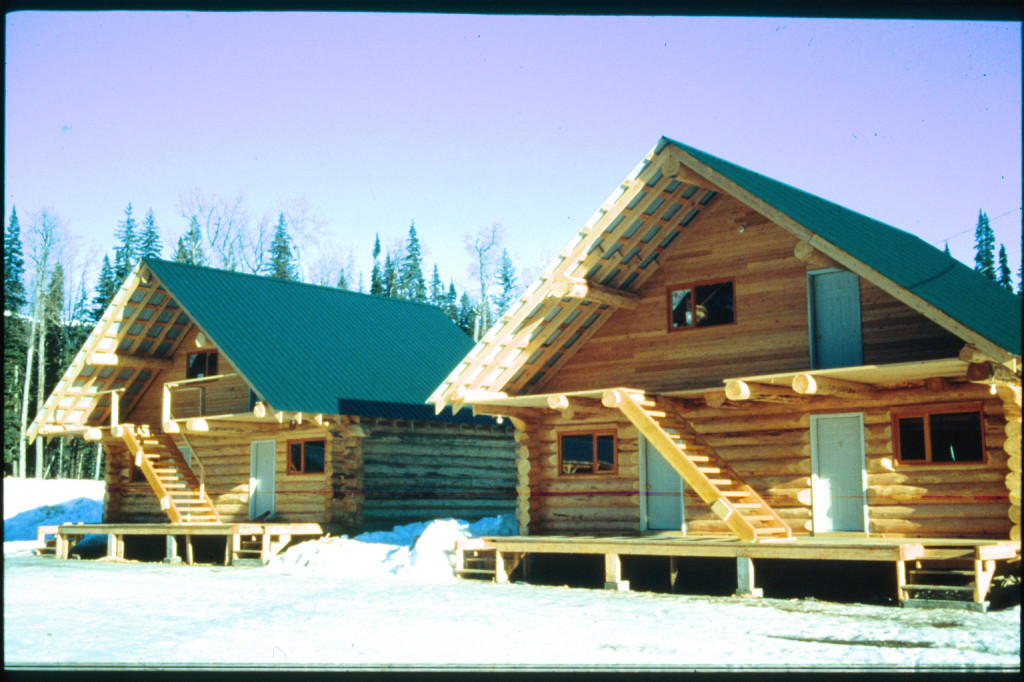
<box><xmin>735</xmin><ymin>556</ymin><xmax>762</xmax><ymax>597</ymax></box>
<box><xmin>604</xmin><ymin>553</ymin><xmax>629</xmax><ymax>591</ymax></box>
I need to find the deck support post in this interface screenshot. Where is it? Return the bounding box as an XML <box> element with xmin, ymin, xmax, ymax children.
<box><xmin>185</xmin><ymin>534</ymin><xmax>194</xmax><ymax>565</ymax></box>
<box><xmin>604</xmin><ymin>553</ymin><xmax>629</xmax><ymax>591</ymax></box>
<box><xmin>669</xmin><ymin>556</ymin><xmax>680</xmax><ymax>593</ymax></box>
<box><xmin>495</xmin><ymin>550</ymin><xmax>510</xmax><ymax>584</ymax></box>
<box><xmin>164</xmin><ymin>534</ymin><xmax>181</xmax><ymax>564</ymax></box>
<box><xmin>106</xmin><ymin>534</ymin><xmax>118</xmax><ymax>560</ymax></box>
<box><xmin>896</xmin><ymin>560</ymin><xmax>908</xmax><ymax>602</ymax></box>
<box><xmin>735</xmin><ymin>556</ymin><xmax>761</xmax><ymax>597</ymax></box>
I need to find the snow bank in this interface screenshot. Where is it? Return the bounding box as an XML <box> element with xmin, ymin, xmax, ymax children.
<box><xmin>3</xmin><ymin>477</ymin><xmax>105</xmax><ymax>543</ymax></box>
<box><xmin>272</xmin><ymin>514</ymin><xmax>518</xmax><ymax>581</ymax></box>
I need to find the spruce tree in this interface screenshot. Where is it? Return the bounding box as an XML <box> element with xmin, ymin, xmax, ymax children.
<box><xmin>456</xmin><ymin>292</ymin><xmax>476</xmax><ymax>336</ymax></box>
<box><xmin>173</xmin><ymin>217</ymin><xmax>206</xmax><ymax>266</ymax></box>
<box><xmin>382</xmin><ymin>253</ymin><xmax>398</xmax><ymax>298</ymax></box>
<box><xmin>997</xmin><ymin>244</ymin><xmax>1013</xmax><ymax>291</ymax></box>
<box><xmin>336</xmin><ymin>269</ymin><xmax>349</xmax><ymax>290</ymax></box>
<box><xmin>4</xmin><ymin>208</ymin><xmax>27</xmax><ymax>474</ymax></box>
<box><xmin>399</xmin><ymin>222</ymin><xmax>427</xmax><ymax>302</ymax></box>
<box><xmin>973</xmin><ymin>209</ymin><xmax>995</xmax><ymax>280</ymax></box>
<box><xmin>369</xmin><ymin>234</ymin><xmax>384</xmax><ymax>296</ymax></box>
<box><xmin>492</xmin><ymin>248</ymin><xmax>517</xmax><ymax>317</ymax></box>
<box><xmin>90</xmin><ymin>255</ymin><xmax>118</xmax><ymax>323</ymax></box>
<box><xmin>428</xmin><ymin>265</ymin><xmax>445</xmax><ymax>307</ymax></box>
<box><xmin>139</xmin><ymin>209</ymin><xmax>162</xmax><ymax>259</ymax></box>
<box><xmin>114</xmin><ymin>203</ymin><xmax>138</xmax><ymax>280</ymax></box>
<box><xmin>444</xmin><ymin>281</ymin><xmax>459</xmax><ymax>324</ymax></box>
<box><xmin>943</xmin><ymin>242</ymin><xmax>951</xmax><ymax>257</ymax></box>
<box><xmin>266</xmin><ymin>213</ymin><xmax>297</xmax><ymax>280</ymax></box>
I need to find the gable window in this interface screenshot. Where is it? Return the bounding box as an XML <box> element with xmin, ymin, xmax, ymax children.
<box><xmin>288</xmin><ymin>439</ymin><xmax>326</xmax><ymax>475</ymax></box>
<box><xmin>559</xmin><ymin>431</ymin><xmax>617</xmax><ymax>475</ymax></box>
<box><xmin>186</xmin><ymin>350</ymin><xmax>218</xmax><ymax>379</ymax></box>
<box><xmin>893</xmin><ymin>405</ymin><xmax>985</xmax><ymax>465</ymax></box>
<box><xmin>668</xmin><ymin>280</ymin><xmax>735</xmax><ymax>330</ymax></box>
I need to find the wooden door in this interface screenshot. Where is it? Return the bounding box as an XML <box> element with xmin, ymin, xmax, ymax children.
<box><xmin>249</xmin><ymin>440</ymin><xmax>276</xmax><ymax>520</ymax></box>
<box><xmin>643</xmin><ymin>436</ymin><xmax>685</xmax><ymax>531</ymax></box>
<box><xmin>809</xmin><ymin>269</ymin><xmax>863</xmax><ymax>369</ymax></box>
<box><xmin>811</xmin><ymin>413</ymin><xmax>867</xmax><ymax>533</ymax></box>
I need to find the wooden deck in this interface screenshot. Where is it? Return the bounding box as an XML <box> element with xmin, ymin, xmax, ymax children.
<box><xmin>456</xmin><ymin>534</ymin><xmax>1021</xmax><ymax>610</ymax></box>
<box><xmin>37</xmin><ymin>522</ymin><xmax>324</xmax><ymax>565</ymax></box>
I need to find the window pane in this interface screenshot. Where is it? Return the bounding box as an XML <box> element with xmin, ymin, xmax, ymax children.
<box><xmin>562</xmin><ymin>434</ymin><xmax>594</xmax><ymax>474</ymax></box>
<box><xmin>897</xmin><ymin>417</ymin><xmax>926</xmax><ymax>461</ymax></box>
<box><xmin>290</xmin><ymin>443</ymin><xmax>304</xmax><ymax>473</ymax></box>
<box><xmin>596</xmin><ymin>435</ymin><xmax>615</xmax><ymax>472</ymax></box>
<box><xmin>186</xmin><ymin>353</ymin><xmax>206</xmax><ymax>379</ymax></box>
<box><xmin>670</xmin><ymin>288</ymin><xmax>692</xmax><ymax>328</ymax></box>
<box><xmin>695</xmin><ymin>282</ymin><xmax>734</xmax><ymax>327</ymax></box>
<box><xmin>207</xmin><ymin>352</ymin><xmax>218</xmax><ymax>376</ymax></box>
<box><xmin>929</xmin><ymin>412</ymin><xmax>983</xmax><ymax>463</ymax></box>
<box><xmin>304</xmin><ymin>440</ymin><xmax>326</xmax><ymax>473</ymax></box>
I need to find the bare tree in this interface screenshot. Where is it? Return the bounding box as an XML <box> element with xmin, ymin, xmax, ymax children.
<box><xmin>177</xmin><ymin>190</ymin><xmax>250</xmax><ymax>270</ymax></box>
<box><xmin>238</xmin><ymin>212</ymin><xmax>274</xmax><ymax>275</ymax></box>
<box><xmin>18</xmin><ymin>209</ymin><xmax>62</xmax><ymax>478</ymax></box>
<box><xmin>465</xmin><ymin>222</ymin><xmax>504</xmax><ymax>340</ymax></box>
<box><xmin>282</xmin><ymin>198</ymin><xmax>330</xmax><ymax>283</ymax></box>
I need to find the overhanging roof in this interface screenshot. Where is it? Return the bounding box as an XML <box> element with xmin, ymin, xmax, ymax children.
<box><xmin>430</xmin><ymin>137</ymin><xmax>1021</xmax><ymax>411</ymax></box>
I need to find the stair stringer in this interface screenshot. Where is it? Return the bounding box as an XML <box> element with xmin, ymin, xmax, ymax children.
<box><xmin>602</xmin><ymin>388</ymin><xmax>792</xmax><ymax>543</ymax></box>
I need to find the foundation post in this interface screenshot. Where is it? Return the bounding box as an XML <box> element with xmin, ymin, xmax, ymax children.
<box><xmin>164</xmin><ymin>535</ymin><xmax>181</xmax><ymax>563</ymax></box>
<box><xmin>107</xmin><ymin>534</ymin><xmax>118</xmax><ymax>560</ymax></box>
<box><xmin>604</xmin><ymin>553</ymin><xmax>630</xmax><ymax>591</ymax></box>
<box><xmin>735</xmin><ymin>556</ymin><xmax>762</xmax><ymax>597</ymax></box>
<box><xmin>669</xmin><ymin>556</ymin><xmax>680</xmax><ymax>593</ymax></box>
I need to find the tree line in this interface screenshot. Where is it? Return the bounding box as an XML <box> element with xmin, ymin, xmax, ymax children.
<box><xmin>3</xmin><ymin>200</ymin><xmax>527</xmax><ymax>479</ymax></box>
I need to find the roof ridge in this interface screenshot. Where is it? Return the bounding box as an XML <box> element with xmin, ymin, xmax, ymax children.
<box><xmin>143</xmin><ymin>257</ymin><xmax>451</xmax><ymax>313</ymax></box>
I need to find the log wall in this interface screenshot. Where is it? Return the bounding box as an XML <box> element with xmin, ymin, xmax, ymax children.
<box><xmin>541</xmin><ymin>195</ymin><xmax>963</xmax><ymax>394</ymax></box>
<box><xmin>513</xmin><ymin>381</ymin><xmax>1013</xmax><ymax>539</ymax></box>
<box><xmin>360</xmin><ymin>420</ymin><xmax>517</xmax><ymax>531</ymax></box>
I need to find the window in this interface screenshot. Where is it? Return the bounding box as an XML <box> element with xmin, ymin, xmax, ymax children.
<box><xmin>893</xmin><ymin>405</ymin><xmax>985</xmax><ymax>465</ymax></box>
<box><xmin>186</xmin><ymin>350</ymin><xmax>218</xmax><ymax>379</ymax></box>
<box><xmin>288</xmin><ymin>439</ymin><xmax>326</xmax><ymax>475</ymax></box>
<box><xmin>668</xmin><ymin>280</ymin><xmax>734</xmax><ymax>330</ymax></box>
<box><xmin>559</xmin><ymin>432</ymin><xmax>616</xmax><ymax>475</ymax></box>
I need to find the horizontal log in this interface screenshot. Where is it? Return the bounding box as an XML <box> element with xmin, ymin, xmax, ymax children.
<box><xmin>868</xmin><ymin>517</ymin><xmax>1010</xmax><ymax>537</ymax></box>
<box><xmin>868</xmin><ymin>503</ymin><xmax>1010</xmax><ymax>520</ymax></box>
<box><xmin>867</xmin><ymin>469</ymin><xmax>1010</xmax><ymax>487</ymax></box>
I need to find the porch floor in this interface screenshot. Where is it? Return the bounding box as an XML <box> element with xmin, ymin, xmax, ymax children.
<box><xmin>456</xmin><ymin>534</ymin><xmax>1021</xmax><ymax>609</ymax></box>
<box><xmin>38</xmin><ymin>522</ymin><xmax>324</xmax><ymax>565</ymax></box>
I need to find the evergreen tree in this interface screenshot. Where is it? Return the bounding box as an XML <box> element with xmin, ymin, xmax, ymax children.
<box><xmin>428</xmin><ymin>265</ymin><xmax>445</xmax><ymax>307</ymax></box>
<box><xmin>173</xmin><ymin>216</ymin><xmax>206</xmax><ymax>266</ymax></box>
<box><xmin>4</xmin><ymin>208</ymin><xmax>27</xmax><ymax>474</ymax></box>
<box><xmin>456</xmin><ymin>292</ymin><xmax>476</xmax><ymax>336</ymax></box>
<box><xmin>973</xmin><ymin>209</ymin><xmax>995</xmax><ymax>280</ymax></box>
<box><xmin>266</xmin><ymin>213</ymin><xmax>297</xmax><ymax>280</ymax></box>
<box><xmin>369</xmin><ymin>234</ymin><xmax>384</xmax><ymax>296</ymax></box>
<box><xmin>90</xmin><ymin>255</ymin><xmax>118</xmax><ymax>323</ymax></box>
<box><xmin>444</xmin><ymin>281</ymin><xmax>459</xmax><ymax>323</ymax></box>
<box><xmin>943</xmin><ymin>242</ymin><xmax>951</xmax><ymax>256</ymax></box>
<box><xmin>336</xmin><ymin>269</ymin><xmax>349</xmax><ymax>290</ymax></box>
<box><xmin>382</xmin><ymin>253</ymin><xmax>398</xmax><ymax>298</ymax></box>
<box><xmin>114</xmin><ymin>203</ymin><xmax>138</xmax><ymax>280</ymax></box>
<box><xmin>139</xmin><ymin>209</ymin><xmax>162</xmax><ymax>259</ymax></box>
<box><xmin>492</xmin><ymin>248</ymin><xmax>517</xmax><ymax>317</ymax></box>
<box><xmin>997</xmin><ymin>244</ymin><xmax>1013</xmax><ymax>291</ymax></box>
<box><xmin>399</xmin><ymin>222</ymin><xmax>427</xmax><ymax>302</ymax></box>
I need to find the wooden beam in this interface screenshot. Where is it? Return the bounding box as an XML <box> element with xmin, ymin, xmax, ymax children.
<box><xmin>548</xmin><ymin>276</ymin><xmax>640</xmax><ymax>310</ymax></box>
<box><xmin>966</xmin><ymin>362</ymin><xmax>1019</xmax><ymax>384</ymax></box>
<box><xmin>792</xmin><ymin>373</ymin><xmax>875</xmax><ymax>397</ymax></box>
<box><xmin>86</xmin><ymin>353</ymin><xmax>173</xmax><ymax>369</ymax></box>
<box><xmin>724</xmin><ymin>380</ymin><xmax>796</xmax><ymax>402</ymax></box>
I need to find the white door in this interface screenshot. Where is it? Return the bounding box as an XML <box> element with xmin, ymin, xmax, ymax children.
<box><xmin>811</xmin><ymin>413</ymin><xmax>867</xmax><ymax>533</ymax></box>
<box><xmin>643</xmin><ymin>436</ymin><xmax>685</xmax><ymax>531</ymax></box>
<box><xmin>809</xmin><ymin>270</ymin><xmax>862</xmax><ymax>369</ymax></box>
<box><xmin>249</xmin><ymin>440</ymin><xmax>276</xmax><ymax>520</ymax></box>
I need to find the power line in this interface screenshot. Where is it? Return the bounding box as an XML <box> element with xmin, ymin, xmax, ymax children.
<box><xmin>931</xmin><ymin>207</ymin><xmax>1023</xmax><ymax>246</ymax></box>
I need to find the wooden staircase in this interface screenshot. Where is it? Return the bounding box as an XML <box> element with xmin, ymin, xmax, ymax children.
<box><xmin>119</xmin><ymin>424</ymin><xmax>221</xmax><ymax>524</ymax></box>
<box><xmin>899</xmin><ymin>549</ymin><xmax>1001</xmax><ymax>612</ymax></box>
<box><xmin>455</xmin><ymin>539</ymin><xmax>525</xmax><ymax>583</ymax></box>
<box><xmin>603</xmin><ymin>388</ymin><xmax>792</xmax><ymax>543</ymax></box>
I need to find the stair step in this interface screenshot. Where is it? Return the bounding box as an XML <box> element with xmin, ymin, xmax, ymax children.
<box><xmin>754</xmin><ymin>526</ymin><xmax>790</xmax><ymax>535</ymax></box>
<box><xmin>706</xmin><ymin>478</ymin><xmax>733</xmax><ymax>486</ymax></box>
<box><xmin>909</xmin><ymin>569</ymin><xmax>974</xmax><ymax>577</ymax></box>
<box><xmin>697</xmin><ymin>467</ymin><xmax>721</xmax><ymax>474</ymax></box>
<box><xmin>740</xmin><ymin>515</ymin><xmax>775</xmax><ymax>522</ymax></box>
<box><xmin>456</xmin><ymin>568</ymin><xmax>498</xmax><ymax>575</ymax></box>
<box><xmin>719</xmin><ymin>491</ymin><xmax>751</xmax><ymax>498</ymax></box>
<box><xmin>686</xmin><ymin>455</ymin><xmax>711</xmax><ymax>463</ymax></box>
<box><xmin>903</xmin><ymin>584</ymin><xmax>975</xmax><ymax>593</ymax></box>
<box><xmin>732</xmin><ymin>503</ymin><xmax>762</xmax><ymax>509</ymax></box>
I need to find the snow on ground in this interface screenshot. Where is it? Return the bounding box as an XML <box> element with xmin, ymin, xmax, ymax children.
<box><xmin>3</xmin><ymin>477</ymin><xmax>1020</xmax><ymax>671</ymax></box>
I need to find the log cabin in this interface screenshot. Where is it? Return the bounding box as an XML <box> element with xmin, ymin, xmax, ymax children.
<box><xmin>432</xmin><ymin>137</ymin><xmax>1021</xmax><ymax>606</ymax></box>
<box><xmin>28</xmin><ymin>259</ymin><xmax>516</xmax><ymax>543</ymax></box>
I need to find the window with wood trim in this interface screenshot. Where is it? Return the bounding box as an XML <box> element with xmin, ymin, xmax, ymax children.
<box><xmin>893</xmin><ymin>404</ymin><xmax>985</xmax><ymax>465</ymax></box>
<box><xmin>559</xmin><ymin>431</ymin><xmax>617</xmax><ymax>475</ymax></box>
<box><xmin>186</xmin><ymin>350</ymin><xmax>218</xmax><ymax>379</ymax></box>
<box><xmin>668</xmin><ymin>280</ymin><xmax>735</xmax><ymax>330</ymax></box>
<box><xmin>288</xmin><ymin>439</ymin><xmax>326</xmax><ymax>475</ymax></box>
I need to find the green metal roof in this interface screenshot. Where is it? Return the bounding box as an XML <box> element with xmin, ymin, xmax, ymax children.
<box><xmin>144</xmin><ymin>259</ymin><xmax>490</xmax><ymax>423</ymax></box>
<box><xmin>658</xmin><ymin>137</ymin><xmax>1022</xmax><ymax>356</ymax></box>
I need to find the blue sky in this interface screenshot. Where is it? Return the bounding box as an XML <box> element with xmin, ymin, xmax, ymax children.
<box><xmin>5</xmin><ymin>13</ymin><xmax>1022</xmax><ymax>295</ymax></box>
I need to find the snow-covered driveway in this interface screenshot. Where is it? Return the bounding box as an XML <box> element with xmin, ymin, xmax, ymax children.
<box><xmin>3</xmin><ymin>550</ymin><xmax>1019</xmax><ymax>671</ymax></box>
